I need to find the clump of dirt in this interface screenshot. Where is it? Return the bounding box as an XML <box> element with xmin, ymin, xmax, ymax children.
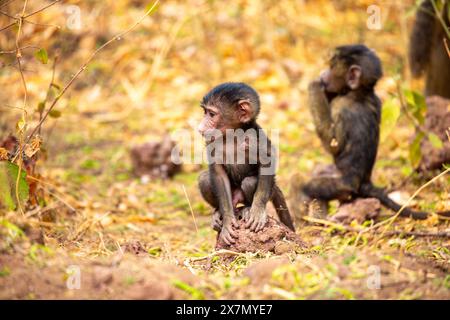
<box><xmin>121</xmin><ymin>239</ymin><xmax>148</xmax><ymax>256</ymax></box>
<box><xmin>419</xmin><ymin>95</ymin><xmax>450</xmax><ymax>171</ymax></box>
<box><xmin>215</xmin><ymin>215</ymin><xmax>306</xmax><ymax>254</ymax></box>
<box><xmin>331</xmin><ymin>198</ymin><xmax>381</xmax><ymax>224</ymax></box>
<box><xmin>235</xmin><ymin>248</ymin><xmax>450</xmax><ymax>299</ymax></box>
<box><xmin>130</xmin><ymin>135</ymin><xmax>181</xmax><ymax>179</ymax></box>
<box><xmin>0</xmin><ymin>252</ymin><xmax>198</xmax><ymax>300</ymax></box>
<box><xmin>243</xmin><ymin>257</ymin><xmax>290</xmax><ymax>284</ymax></box>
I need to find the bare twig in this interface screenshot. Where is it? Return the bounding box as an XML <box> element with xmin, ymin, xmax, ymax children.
<box><xmin>27</xmin><ymin>174</ymin><xmax>78</xmax><ymax>211</ymax></box>
<box><xmin>376</xmin><ymin>167</ymin><xmax>450</xmax><ymax>240</ymax></box>
<box><xmin>302</xmin><ymin>216</ymin><xmax>347</xmax><ymax>231</ymax></box>
<box><xmin>0</xmin><ymin>0</ymin><xmax>17</xmax><ymax>10</ymax></box>
<box><xmin>431</xmin><ymin>0</ymin><xmax>450</xmax><ymax>40</ymax></box>
<box><xmin>24</xmin><ymin>0</ymin><xmax>160</xmax><ymax>145</ymax></box>
<box><xmin>14</xmin><ymin>0</ymin><xmax>29</xmax><ymax>216</ymax></box>
<box><xmin>0</xmin><ymin>9</ymin><xmax>15</xmax><ymax>19</ymax></box>
<box><xmin>46</xmin><ymin>189</ymin><xmax>76</xmax><ymax>213</ymax></box>
<box><xmin>182</xmin><ymin>184</ymin><xmax>198</xmax><ymax>233</ymax></box>
<box><xmin>23</xmin><ymin>0</ymin><xmax>61</xmax><ymax>18</ymax></box>
<box><xmin>23</xmin><ymin>19</ymin><xmax>60</xmax><ymax>29</ymax></box>
<box><xmin>303</xmin><ymin>216</ymin><xmax>450</xmax><ymax>238</ymax></box>
<box><xmin>0</xmin><ymin>44</ymin><xmax>40</xmax><ymax>54</ymax></box>
<box><xmin>0</xmin><ymin>21</ymin><xmax>15</xmax><ymax>32</ymax></box>
<box><xmin>0</xmin><ymin>104</ymin><xmax>25</xmax><ymax>111</ymax></box>
<box><xmin>39</xmin><ymin>56</ymin><xmax>58</xmax><ymax>135</ymax></box>
<box><xmin>187</xmin><ymin>249</ymin><xmax>243</xmax><ymax>262</ymax></box>
<box><xmin>444</xmin><ymin>38</ymin><xmax>450</xmax><ymax>58</ymax></box>
<box><xmin>0</xmin><ymin>0</ymin><xmax>61</xmax><ymax>33</ymax></box>
<box><xmin>349</xmin><ymin>167</ymin><xmax>450</xmax><ymax>245</ymax></box>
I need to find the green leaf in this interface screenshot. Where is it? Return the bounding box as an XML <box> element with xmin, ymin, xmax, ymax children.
<box><xmin>145</xmin><ymin>2</ymin><xmax>159</xmax><ymax>13</ymax></box>
<box><xmin>51</xmin><ymin>83</ymin><xmax>61</xmax><ymax>91</ymax></box>
<box><xmin>403</xmin><ymin>89</ymin><xmax>426</xmax><ymax>124</ymax></box>
<box><xmin>171</xmin><ymin>279</ymin><xmax>205</xmax><ymax>299</ymax></box>
<box><xmin>409</xmin><ymin>132</ymin><xmax>424</xmax><ymax>168</ymax></box>
<box><xmin>37</xmin><ymin>101</ymin><xmax>45</xmax><ymax>113</ymax></box>
<box><xmin>0</xmin><ymin>219</ymin><xmax>25</xmax><ymax>239</ymax></box>
<box><xmin>80</xmin><ymin>159</ymin><xmax>100</xmax><ymax>170</ymax></box>
<box><xmin>147</xmin><ymin>246</ymin><xmax>162</xmax><ymax>257</ymax></box>
<box><xmin>428</xmin><ymin>133</ymin><xmax>444</xmax><ymax>149</ymax></box>
<box><xmin>49</xmin><ymin>109</ymin><xmax>61</xmax><ymax>118</ymax></box>
<box><xmin>0</xmin><ymin>162</ymin><xmax>29</xmax><ymax>210</ymax></box>
<box><xmin>413</xmin><ymin>90</ymin><xmax>426</xmax><ymax>109</ymax></box>
<box><xmin>34</xmin><ymin>48</ymin><xmax>48</xmax><ymax>64</ymax></box>
<box><xmin>0</xmin><ymin>266</ymin><xmax>10</xmax><ymax>277</ymax></box>
<box><xmin>380</xmin><ymin>98</ymin><xmax>401</xmax><ymax>142</ymax></box>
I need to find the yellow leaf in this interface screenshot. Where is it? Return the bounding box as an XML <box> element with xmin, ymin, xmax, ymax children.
<box><xmin>24</xmin><ymin>136</ymin><xmax>42</xmax><ymax>158</ymax></box>
<box><xmin>16</xmin><ymin>117</ymin><xmax>27</xmax><ymax>133</ymax></box>
<box><xmin>0</xmin><ymin>148</ymin><xmax>8</xmax><ymax>160</ymax></box>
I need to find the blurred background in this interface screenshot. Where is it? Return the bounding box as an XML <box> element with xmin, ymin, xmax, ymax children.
<box><xmin>0</xmin><ymin>0</ymin><xmax>449</xmax><ymax>299</ymax></box>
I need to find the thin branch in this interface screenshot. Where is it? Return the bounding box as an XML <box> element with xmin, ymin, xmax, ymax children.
<box><xmin>0</xmin><ymin>0</ymin><xmax>61</xmax><ymax>33</ymax></box>
<box><xmin>0</xmin><ymin>44</ymin><xmax>40</xmax><ymax>54</ymax></box>
<box><xmin>14</xmin><ymin>0</ymin><xmax>28</xmax><ymax>216</ymax></box>
<box><xmin>23</xmin><ymin>0</ymin><xmax>61</xmax><ymax>18</ymax></box>
<box><xmin>0</xmin><ymin>0</ymin><xmax>17</xmax><ymax>10</ymax></box>
<box><xmin>445</xmin><ymin>38</ymin><xmax>450</xmax><ymax>58</ymax></box>
<box><xmin>303</xmin><ymin>216</ymin><xmax>450</xmax><ymax>238</ymax></box>
<box><xmin>431</xmin><ymin>0</ymin><xmax>450</xmax><ymax>40</ymax></box>
<box><xmin>376</xmin><ymin>167</ymin><xmax>450</xmax><ymax>240</ymax></box>
<box><xmin>0</xmin><ymin>104</ymin><xmax>24</xmax><ymax>111</ymax></box>
<box><xmin>0</xmin><ymin>9</ymin><xmax>15</xmax><ymax>19</ymax></box>
<box><xmin>0</xmin><ymin>21</ymin><xmax>15</xmax><ymax>32</ymax></box>
<box><xmin>23</xmin><ymin>19</ymin><xmax>60</xmax><ymax>29</ymax></box>
<box><xmin>24</xmin><ymin>0</ymin><xmax>160</xmax><ymax>144</ymax></box>
<box><xmin>351</xmin><ymin>167</ymin><xmax>450</xmax><ymax>245</ymax></box>
<box><xmin>39</xmin><ymin>56</ymin><xmax>58</xmax><ymax>135</ymax></box>
<box><xmin>183</xmin><ymin>184</ymin><xmax>198</xmax><ymax>233</ymax></box>
<box><xmin>46</xmin><ymin>189</ymin><xmax>76</xmax><ymax>213</ymax></box>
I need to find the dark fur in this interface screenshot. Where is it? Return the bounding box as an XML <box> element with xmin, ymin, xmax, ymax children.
<box><xmin>302</xmin><ymin>45</ymin><xmax>449</xmax><ymax>220</ymax></box>
<box><xmin>198</xmin><ymin>83</ymin><xmax>295</xmax><ymax>244</ymax></box>
<box><xmin>409</xmin><ymin>0</ymin><xmax>450</xmax><ymax>98</ymax></box>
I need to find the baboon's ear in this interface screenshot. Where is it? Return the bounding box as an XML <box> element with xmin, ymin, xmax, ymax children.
<box><xmin>346</xmin><ymin>65</ymin><xmax>362</xmax><ymax>90</ymax></box>
<box><xmin>237</xmin><ymin>99</ymin><xmax>253</xmax><ymax>123</ymax></box>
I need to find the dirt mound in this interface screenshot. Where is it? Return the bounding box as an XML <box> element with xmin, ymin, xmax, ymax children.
<box><xmin>237</xmin><ymin>248</ymin><xmax>450</xmax><ymax>299</ymax></box>
<box><xmin>130</xmin><ymin>135</ymin><xmax>181</xmax><ymax>179</ymax></box>
<box><xmin>0</xmin><ymin>252</ymin><xmax>198</xmax><ymax>300</ymax></box>
<box><xmin>331</xmin><ymin>198</ymin><xmax>381</xmax><ymax>224</ymax></box>
<box><xmin>215</xmin><ymin>216</ymin><xmax>306</xmax><ymax>254</ymax></box>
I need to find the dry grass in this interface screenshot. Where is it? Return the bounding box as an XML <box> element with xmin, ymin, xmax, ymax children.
<box><xmin>0</xmin><ymin>0</ymin><xmax>449</xmax><ymax>299</ymax></box>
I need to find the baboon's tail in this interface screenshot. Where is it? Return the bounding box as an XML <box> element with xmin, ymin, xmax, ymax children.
<box><xmin>271</xmin><ymin>184</ymin><xmax>296</xmax><ymax>231</ymax></box>
<box><xmin>360</xmin><ymin>183</ymin><xmax>450</xmax><ymax>220</ymax></box>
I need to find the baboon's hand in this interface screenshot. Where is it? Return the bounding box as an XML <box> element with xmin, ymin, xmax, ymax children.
<box><xmin>308</xmin><ymin>80</ymin><xmax>325</xmax><ymax>92</ymax></box>
<box><xmin>219</xmin><ymin>216</ymin><xmax>238</xmax><ymax>245</ymax></box>
<box><xmin>243</xmin><ymin>206</ymin><xmax>267</xmax><ymax>232</ymax></box>
<box><xmin>211</xmin><ymin>210</ymin><xmax>222</xmax><ymax>232</ymax></box>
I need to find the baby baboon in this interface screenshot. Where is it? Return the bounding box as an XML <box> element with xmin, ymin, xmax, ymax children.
<box><xmin>197</xmin><ymin>83</ymin><xmax>295</xmax><ymax>244</ymax></box>
<box><xmin>300</xmin><ymin>44</ymin><xmax>450</xmax><ymax>220</ymax></box>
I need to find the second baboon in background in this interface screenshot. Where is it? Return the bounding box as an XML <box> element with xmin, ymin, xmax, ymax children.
<box><xmin>299</xmin><ymin>44</ymin><xmax>450</xmax><ymax>220</ymax></box>
<box><xmin>409</xmin><ymin>0</ymin><xmax>450</xmax><ymax>98</ymax></box>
